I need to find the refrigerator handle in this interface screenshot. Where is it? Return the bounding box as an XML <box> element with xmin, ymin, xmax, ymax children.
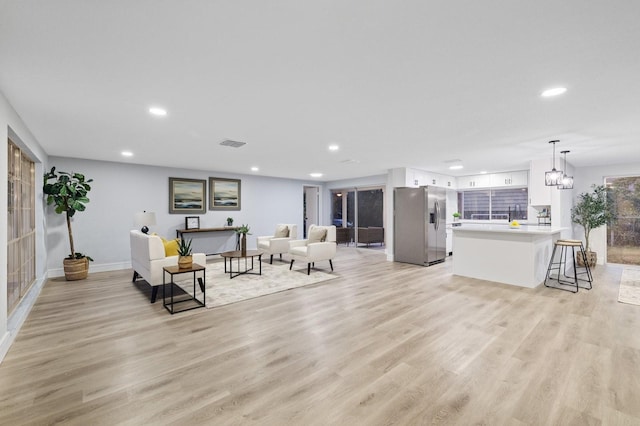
<box><xmin>435</xmin><ymin>200</ymin><xmax>440</xmax><ymax>230</ymax></box>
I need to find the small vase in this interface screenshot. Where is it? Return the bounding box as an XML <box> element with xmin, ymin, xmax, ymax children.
<box><xmin>241</xmin><ymin>234</ymin><xmax>247</xmax><ymax>255</ymax></box>
<box><xmin>178</xmin><ymin>255</ymin><xmax>193</xmax><ymax>269</ymax></box>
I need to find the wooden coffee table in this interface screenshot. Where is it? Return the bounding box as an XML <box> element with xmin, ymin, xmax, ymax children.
<box><xmin>220</xmin><ymin>250</ymin><xmax>264</xmax><ymax>279</ymax></box>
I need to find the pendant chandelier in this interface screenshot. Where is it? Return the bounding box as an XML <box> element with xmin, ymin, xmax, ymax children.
<box><xmin>544</xmin><ymin>140</ymin><xmax>563</xmax><ymax>186</ymax></box>
<box><xmin>557</xmin><ymin>150</ymin><xmax>574</xmax><ymax>190</ymax></box>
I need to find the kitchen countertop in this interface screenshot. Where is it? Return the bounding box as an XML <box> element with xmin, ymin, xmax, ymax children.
<box><xmin>452</xmin><ymin>223</ymin><xmax>565</xmax><ymax>287</ymax></box>
<box><xmin>451</xmin><ymin>223</ymin><xmax>565</xmax><ymax>235</ymax></box>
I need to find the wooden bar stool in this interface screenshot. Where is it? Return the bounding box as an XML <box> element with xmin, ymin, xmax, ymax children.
<box><xmin>544</xmin><ymin>239</ymin><xmax>593</xmax><ymax>293</ymax></box>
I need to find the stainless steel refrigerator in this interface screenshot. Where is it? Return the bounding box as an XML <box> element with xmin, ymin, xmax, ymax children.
<box><xmin>394</xmin><ymin>186</ymin><xmax>447</xmax><ymax>266</ymax></box>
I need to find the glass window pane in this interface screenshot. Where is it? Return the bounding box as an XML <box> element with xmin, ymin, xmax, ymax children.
<box><xmin>491</xmin><ymin>188</ymin><xmax>528</xmax><ymax>221</ymax></box>
<box><xmin>331</xmin><ymin>191</ymin><xmax>344</xmax><ymax>227</ymax></box>
<box><xmin>7</xmin><ymin>140</ymin><xmax>36</xmax><ymax>314</ymax></box>
<box><xmin>346</xmin><ymin>191</ymin><xmax>355</xmax><ymax>228</ymax></box>
<box><xmin>459</xmin><ymin>190</ymin><xmax>490</xmax><ymax>220</ymax></box>
<box><xmin>458</xmin><ymin>188</ymin><xmax>528</xmax><ymax>221</ymax></box>
<box><xmin>606</xmin><ymin>176</ymin><xmax>640</xmax><ymax>265</ymax></box>
<box><xmin>357</xmin><ymin>189</ymin><xmax>384</xmax><ymax>228</ymax></box>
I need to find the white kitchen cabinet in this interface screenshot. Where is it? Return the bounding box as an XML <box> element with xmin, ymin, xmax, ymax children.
<box><xmin>457</xmin><ymin>174</ymin><xmax>492</xmax><ymax>188</ymax></box>
<box><xmin>529</xmin><ymin>159</ymin><xmax>552</xmax><ymax>205</ymax></box>
<box><xmin>409</xmin><ymin>168</ymin><xmax>456</xmax><ymax>189</ymax></box>
<box><xmin>491</xmin><ymin>170</ymin><xmax>528</xmax><ymax>187</ymax></box>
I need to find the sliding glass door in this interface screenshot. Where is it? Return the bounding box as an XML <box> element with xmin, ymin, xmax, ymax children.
<box><xmin>606</xmin><ymin>176</ymin><xmax>640</xmax><ymax>265</ymax></box>
<box><xmin>331</xmin><ymin>186</ymin><xmax>385</xmax><ymax>247</ymax></box>
<box><xmin>7</xmin><ymin>140</ymin><xmax>36</xmax><ymax>314</ymax></box>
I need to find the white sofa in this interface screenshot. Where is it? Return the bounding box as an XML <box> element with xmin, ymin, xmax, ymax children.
<box><xmin>288</xmin><ymin>225</ymin><xmax>337</xmax><ymax>274</ymax></box>
<box><xmin>256</xmin><ymin>224</ymin><xmax>298</xmax><ymax>264</ymax></box>
<box><xmin>130</xmin><ymin>230</ymin><xmax>206</xmax><ymax>303</ymax></box>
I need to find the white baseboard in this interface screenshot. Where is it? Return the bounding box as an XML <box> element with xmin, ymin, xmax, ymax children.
<box><xmin>47</xmin><ymin>261</ymin><xmax>132</xmax><ymax>278</ymax></box>
<box><xmin>1</xmin><ymin>274</ymin><xmax>47</xmax><ymax>364</ymax></box>
<box><xmin>0</xmin><ymin>331</ymin><xmax>10</xmax><ymax>364</ymax></box>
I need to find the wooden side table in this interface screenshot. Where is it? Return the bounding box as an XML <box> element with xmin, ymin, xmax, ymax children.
<box><xmin>162</xmin><ymin>263</ymin><xmax>206</xmax><ymax>314</ymax></box>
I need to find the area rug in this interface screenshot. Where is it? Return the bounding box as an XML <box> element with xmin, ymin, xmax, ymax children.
<box><xmin>618</xmin><ymin>268</ymin><xmax>640</xmax><ymax>306</ymax></box>
<box><xmin>174</xmin><ymin>260</ymin><xmax>338</xmax><ymax>308</ymax></box>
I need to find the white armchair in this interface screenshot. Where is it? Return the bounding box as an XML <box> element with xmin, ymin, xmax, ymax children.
<box><xmin>130</xmin><ymin>230</ymin><xmax>206</xmax><ymax>303</ymax></box>
<box><xmin>256</xmin><ymin>224</ymin><xmax>298</xmax><ymax>264</ymax></box>
<box><xmin>288</xmin><ymin>225</ymin><xmax>337</xmax><ymax>274</ymax></box>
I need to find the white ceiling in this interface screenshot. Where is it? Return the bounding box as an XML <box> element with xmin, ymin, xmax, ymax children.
<box><xmin>1</xmin><ymin>1</ymin><xmax>639</xmax><ymax>181</ymax></box>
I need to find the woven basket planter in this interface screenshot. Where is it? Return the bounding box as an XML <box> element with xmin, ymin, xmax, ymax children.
<box><xmin>576</xmin><ymin>251</ymin><xmax>597</xmax><ymax>268</ymax></box>
<box><xmin>178</xmin><ymin>255</ymin><xmax>193</xmax><ymax>269</ymax></box>
<box><xmin>63</xmin><ymin>257</ymin><xmax>89</xmax><ymax>281</ymax></box>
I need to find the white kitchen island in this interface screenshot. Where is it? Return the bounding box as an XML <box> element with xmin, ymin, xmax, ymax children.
<box><xmin>452</xmin><ymin>224</ymin><xmax>564</xmax><ymax>288</ymax></box>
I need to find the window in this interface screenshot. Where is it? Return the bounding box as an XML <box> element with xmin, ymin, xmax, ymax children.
<box><xmin>606</xmin><ymin>176</ymin><xmax>640</xmax><ymax>265</ymax></box>
<box><xmin>458</xmin><ymin>188</ymin><xmax>528</xmax><ymax>221</ymax></box>
<box><xmin>7</xmin><ymin>140</ymin><xmax>36</xmax><ymax>314</ymax></box>
<box><xmin>357</xmin><ymin>189</ymin><xmax>384</xmax><ymax>227</ymax></box>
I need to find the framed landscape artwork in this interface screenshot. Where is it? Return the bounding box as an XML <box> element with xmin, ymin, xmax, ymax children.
<box><xmin>168</xmin><ymin>178</ymin><xmax>206</xmax><ymax>214</ymax></box>
<box><xmin>209</xmin><ymin>177</ymin><xmax>241</xmax><ymax>210</ymax></box>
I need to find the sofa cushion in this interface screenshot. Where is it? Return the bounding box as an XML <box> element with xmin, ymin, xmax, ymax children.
<box><xmin>274</xmin><ymin>225</ymin><xmax>289</xmax><ymax>238</ymax></box>
<box><xmin>308</xmin><ymin>228</ymin><xmax>327</xmax><ymax>243</ymax></box>
<box><xmin>160</xmin><ymin>237</ymin><xmax>180</xmax><ymax>256</ymax></box>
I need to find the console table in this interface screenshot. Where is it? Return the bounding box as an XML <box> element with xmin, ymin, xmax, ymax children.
<box><xmin>176</xmin><ymin>227</ymin><xmax>240</xmax><ymax>254</ymax></box>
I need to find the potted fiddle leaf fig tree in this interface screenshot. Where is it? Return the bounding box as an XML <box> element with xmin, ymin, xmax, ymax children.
<box><xmin>43</xmin><ymin>167</ymin><xmax>94</xmax><ymax>280</ymax></box>
<box><xmin>571</xmin><ymin>184</ymin><xmax>613</xmax><ymax>267</ymax></box>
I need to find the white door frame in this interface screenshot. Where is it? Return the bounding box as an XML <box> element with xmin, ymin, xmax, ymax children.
<box><xmin>303</xmin><ymin>185</ymin><xmax>320</xmax><ymax>238</ymax></box>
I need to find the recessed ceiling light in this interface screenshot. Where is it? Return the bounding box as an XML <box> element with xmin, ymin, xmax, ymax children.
<box><xmin>449</xmin><ymin>165</ymin><xmax>464</xmax><ymax>170</ymax></box>
<box><xmin>541</xmin><ymin>87</ymin><xmax>567</xmax><ymax>97</ymax></box>
<box><xmin>251</xmin><ymin>167</ymin><xmax>259</xmax><ymax>172</ymax></box>
<box><xmin>328</xmin><ymin>144</ymin><xmax>339</xmax><ymax>151</ymax></box>
<box><xmin>149</xmin><ymin>107</ymin><xmax>167</xmax><ymax>116</ymax></box>
<box><xmin>121</xmin><ymin>151</ymin><xmax>133</xmax><ymax>157</ymax></box>
<box><xmin>480</xmin><ymin>170</ymin><xmax>487</xmax><ymax>174</ymax></box>
<box><xmin>310</xmin><ymin>173</ymin><xmax>323</xmax><ymax>178</ymax></box>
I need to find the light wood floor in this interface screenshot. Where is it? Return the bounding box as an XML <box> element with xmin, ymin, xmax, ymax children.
<box><xmin>1</xmin><ymin>248</ymin><xmax>639</xmax><ymax>425</ymax></box>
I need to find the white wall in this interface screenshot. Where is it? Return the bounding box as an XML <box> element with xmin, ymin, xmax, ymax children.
<box><xmin>45</xmin><ymin>156</ymin><xmax>320</xmax><ymax>275</ymax></box>
<box><xmin>573</xmin><ymin>161</ymin><xmax>640</xmax><ymax>264</ymax></box>
<box><xmin>0</xmin><ymin>91</ymin><xmax>49</xmax><ymax>362</ymax></box>
<box><xmin>551</xmin><ymin>161</ymin><xmax>575</xmax><ymax>240</ymax></box>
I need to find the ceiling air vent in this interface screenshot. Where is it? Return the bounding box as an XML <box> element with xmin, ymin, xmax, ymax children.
<box><xmin>219</xmin><ymin>139</ymin><xmax>246</xmax><ymax>148</ymax></box>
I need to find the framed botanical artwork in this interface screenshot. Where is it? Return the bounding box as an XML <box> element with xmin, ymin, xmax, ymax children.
<box><xmin>168</xmin><ymin>178</ymin><xmax>206</xmax><ymax>214</ymax></box>
<box><xmin>209</xmin><ymin>177</ymin><xmax>241</xmax><ymax>210</ymax></box>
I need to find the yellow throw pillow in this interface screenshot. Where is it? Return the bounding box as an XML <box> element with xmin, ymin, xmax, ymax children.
<box><xmin>160</xmin><ymin>237</ymin><xmax>180</xmax><ymax>257</ymax></box>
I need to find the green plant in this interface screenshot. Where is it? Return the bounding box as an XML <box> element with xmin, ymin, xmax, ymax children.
<box><xmin>226</xmin><ymin>217</ymin><xmax>234</xmax><ymax>225</ymax></box>
<box><xmin>571</xmin><ymin>184</ymin><xmax>613</xmax><ymax>253</ymax></box>
<box><xmin>452</xmin><ymin>212</ymin><xmax>461</xmax><ymax>218</ymax></box>
<box><xmin>235</xmin><ymin>224</ymin><xmax>251</xmax><ymax>235</ymax></box>
<box><xmin>43</xmin><ymin>167</ymin><xmax>94</xmax><ymax>261</ymax></box>
<box><xmin>177</xmin><ymin>238</ymin><xmax>193</xmax><ymax>257</ymax></box>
